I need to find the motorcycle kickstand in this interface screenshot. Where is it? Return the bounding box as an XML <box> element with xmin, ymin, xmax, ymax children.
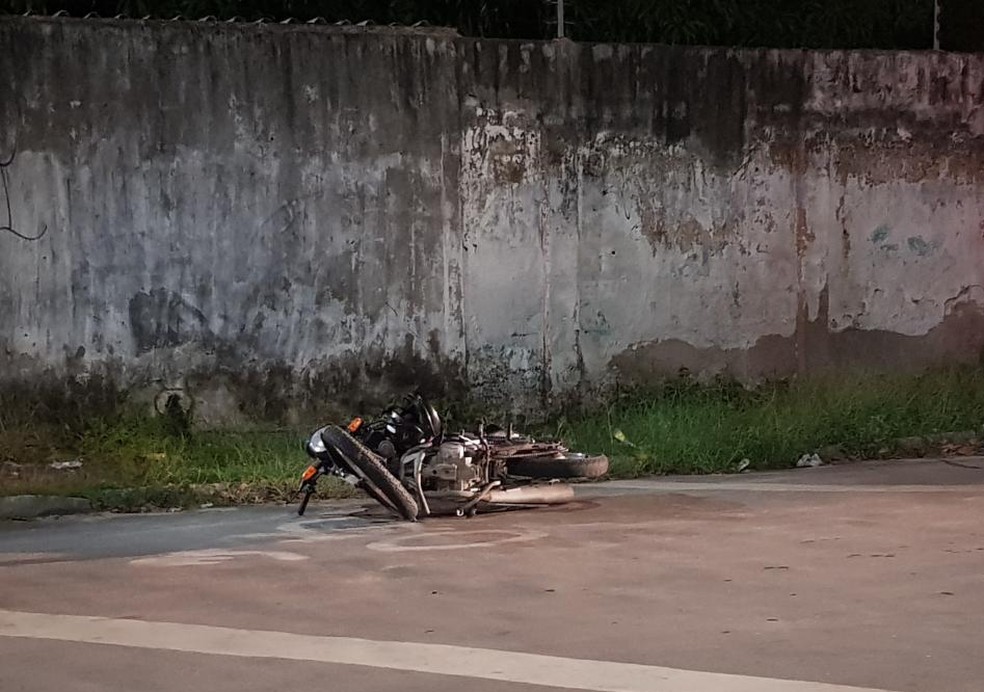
<box><xmin>456</xmin><ymin>480</ymin><xmax>501</xmax><ymax>518</ymax></box>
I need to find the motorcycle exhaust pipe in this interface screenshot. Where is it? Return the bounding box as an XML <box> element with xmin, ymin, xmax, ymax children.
<box><xmin>485</xmin><ymin>483</ymin><xmax>575</xmax><ymax>505</ymax></box>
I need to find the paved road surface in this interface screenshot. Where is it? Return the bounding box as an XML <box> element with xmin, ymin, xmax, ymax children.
<box><xmin>2</xmin><ymin>458</ymin><xmax>983</xmax><ymax>691</ymax></box>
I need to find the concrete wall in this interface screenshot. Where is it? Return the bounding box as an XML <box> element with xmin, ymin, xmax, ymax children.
<box><xmin>2</xmin><ymin>17</ymin><xmax>983</xmax><ymax>422</ymax></box>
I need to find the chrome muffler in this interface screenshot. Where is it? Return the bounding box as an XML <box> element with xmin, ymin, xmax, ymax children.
<box><xmin>484</xmin><ymin>483</ymin><xmax>575</xmax><ymax>505</ymax></box>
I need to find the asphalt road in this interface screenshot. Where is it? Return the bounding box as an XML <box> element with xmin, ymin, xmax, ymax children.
<box><xmin>2</xmin><ymin>458</ymin><xmax>984</xmax><ymax>692</ymax></box>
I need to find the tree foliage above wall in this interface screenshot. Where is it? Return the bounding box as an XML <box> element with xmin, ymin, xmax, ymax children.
<box><xmin>3</xmin><ymin>0</ymin><xmax>981</xmax><ymax>51</ymax></box>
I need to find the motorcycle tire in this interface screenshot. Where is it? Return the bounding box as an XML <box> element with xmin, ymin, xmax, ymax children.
<box><xmin>360</xmin><ymin>476</ymin><xmax>404</xmax><ymax>515</ymax></box>
<box><xmin>321</xmin><ymin>425</ymin><xmax>419</xmax><ymax>522</ymax></box>
<box><xmin>505</xmin><ymin>454</ymin><xmax>610</xmax><ymax>480</ymax></box>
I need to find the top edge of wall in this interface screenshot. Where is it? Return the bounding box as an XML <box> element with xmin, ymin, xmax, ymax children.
<box><xmin>4</xmin><ymin>12</ymin><xmax>984</xmax><ymax>61</ymax></box>
<box><xmin>0</xmin><ymin>13</ymin><xmax>461</xmax><ymax>37</ymax></box>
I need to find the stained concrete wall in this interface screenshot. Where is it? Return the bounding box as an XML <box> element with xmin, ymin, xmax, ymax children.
<box><xmin>2</xmin><ymin>17</ymin><xmax>983</xmax><ymax>421</ymax></box>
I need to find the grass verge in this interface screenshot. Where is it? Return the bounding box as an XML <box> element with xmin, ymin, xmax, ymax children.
<box><xmin>553</xmin><ymin>367</ymin><xmax>984</xmax><ymax>476</ymax></box>
<box><xmin>0</xmin><ymin>411</ymin><xmax>358</xmax><ymax>511</ymax></box>
<box><xmin>3</xmin><ymin>366</ymin><xmax>983</xmax><ymax>510</ymax></box>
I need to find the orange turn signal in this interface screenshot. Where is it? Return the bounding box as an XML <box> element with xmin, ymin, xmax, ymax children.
<box><xmin>347</xmin><ymin>417</ymin><xmax>363</xmax><ymax>433</ymax></box>
<box><xmin>301</xmin><ymin>465</ymin><xmax>318</xmax><ymax>482</ymax></box>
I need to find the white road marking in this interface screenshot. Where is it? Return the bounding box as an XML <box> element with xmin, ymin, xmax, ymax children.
<box><xmin>367</xmin><ymin>528</ymin><xmax>547</xmax><ymax>553</ymax></box>
<box><xmin>129</xmin><ymin>549</ymin><xmax>308</xmax><ymax>567</ymax></box>
<box><xmin>0</xmin><ymin>609</ymin><xmax>898</xmax><ymax>692</ymax></box>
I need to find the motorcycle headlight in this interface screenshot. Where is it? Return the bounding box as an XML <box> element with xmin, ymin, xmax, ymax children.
<box><xmin>307</xmin><ymin>428</ymin><xmax>327</xmax><ymax>455</ymax></box>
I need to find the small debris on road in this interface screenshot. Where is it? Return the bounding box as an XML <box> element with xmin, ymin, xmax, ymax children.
<box><xmin>1</xmin><ymin>461</ymin><xmax>22</xmax><ymax>477</ymax></box>
<box><xmin>796</xmin><ymin>453</ymin><xmax>824</xmax><ymax>468</ymax></box>
<box><xmin>49</xmin><ymin>459</ymin><xmax>83</xmax><ymax>471</ymax></box>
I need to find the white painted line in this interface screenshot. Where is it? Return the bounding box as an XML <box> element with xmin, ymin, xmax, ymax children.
<box><xmin>367</xmin><ymin>529</ymin><xmax>548</xmax><ymax>552</ymax></box>
<box><xmin>129</xmin><ymin>549</ymin><xmax>308</xmax><ymax>567</ymax></box>
<box><xmin>0</xmin><ymin>609</ymin><xmax>898</xmax><ymax>692</ymax></box>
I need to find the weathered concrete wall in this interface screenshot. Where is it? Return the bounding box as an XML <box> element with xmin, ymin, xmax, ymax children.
<box><xmin>0</xmin><ymin>18</ymin><xmax>467</xmax><ymax>422</ymax></box>
<box><xmin>458</xmin><ymin>43</ymin><xmax>984</xmax><ymax>402</ymax></box>
<box><xmin>2</xmin><ymin>17</ymin><xmax>983</xmax><ymax>421</ymax></box>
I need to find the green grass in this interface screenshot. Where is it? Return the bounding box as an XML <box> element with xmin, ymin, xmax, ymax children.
<box><xmin>553</xmin><ymin>367</ymin><xmax>984</xmax><ymax>477</ymax></box>
<box><xmin>0</xmin><ymin>410</ymin><xmax>357</xmax><ymax>509</ymax></box>
<box><xmin>3</xmin><ymin>366</ymin><xmax>984</xmax><ymax>510</ymax></box>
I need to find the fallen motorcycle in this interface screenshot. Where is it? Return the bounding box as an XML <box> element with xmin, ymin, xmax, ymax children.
<box><xmin>293</xmin><ymin>393</ymin><xmax>609</xmax><ymax>520</ymax></box>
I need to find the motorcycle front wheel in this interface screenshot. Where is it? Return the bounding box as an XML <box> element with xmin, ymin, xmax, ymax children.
<box><xmin>321</xmin><ymin>425</ymin><xmax>419</xmax><ymax>521</ymax></box>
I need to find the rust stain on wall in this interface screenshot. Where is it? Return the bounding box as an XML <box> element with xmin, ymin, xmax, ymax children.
<box><xmin>637</xmin><ymin>209</ymin><xmax>735</xmax><ymax>256</ymax></box>
<box><xmin>613</xmin><ymin>288</ymin><xmax>984</xmax><ymax>384</ymax></box>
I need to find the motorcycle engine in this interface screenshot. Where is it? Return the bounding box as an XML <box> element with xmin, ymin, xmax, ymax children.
<box><xmin>421</xmin><ymin>441</ymin><xmax>482</xmax><ymax>492</ymax></box>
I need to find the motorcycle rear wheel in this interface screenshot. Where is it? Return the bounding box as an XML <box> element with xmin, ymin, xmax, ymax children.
<box><xmin>505</xmin><ymin>454</ymin><xmax>609</xmax><ymax>480</ymax></box>
<box><xmin>321</xmin><ymin>425</ymin><xmax>419</xmax><ymax>521</ymax></box>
